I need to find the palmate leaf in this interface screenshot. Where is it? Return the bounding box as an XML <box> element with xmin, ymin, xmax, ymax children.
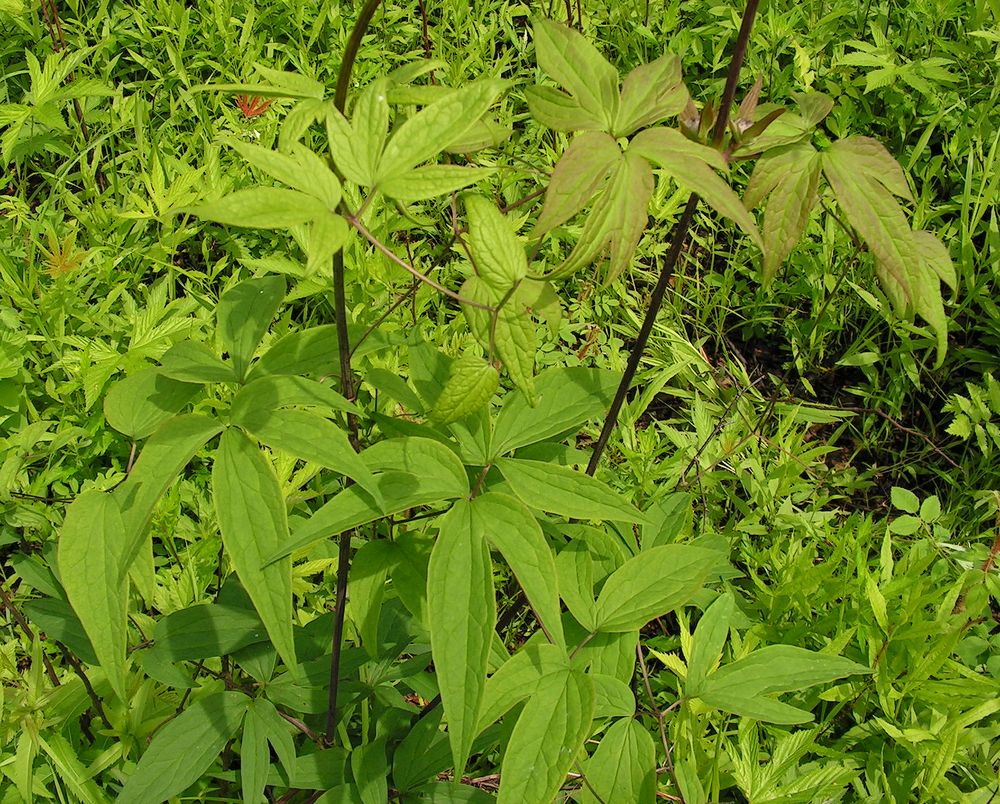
<box><xmin>743</xmin><ymin>142</ymin><xmax>821</xmax><ymax>280</ymax></box>
<box><xmin>376</xmin><ymin>80</ymin><xmax>506</xmax><ymax>181</ymax></box>
<box><xmin>533</xmin><ymin>131</ymin><xmax>622</xmax><ymax>237</ymax></box>
<box><xmin>226</xmin><ymin>140</ymin><xmax>342</xmax><ymax>209</ymax></box>
<box><xmin>822</xmin><ymin>140</ymin><xmax>953</xmax><ymax>365</ymax></box>
<box><xmin>548</xmin><ymin>150</ymin><xmax>653</xmax><ymax>283</ymax></box>
<box><xmin>216</xmin><ymin>275</ymin><xmax>286</xmax><ymax>381</ymax></box>
<box><xmin>525</xmin><ymin>85</ymin><xmax>604</xmax><ymax>132</ymax></box>
<box><xmin>532</xmin><ymin>18</ymin><xmax>618</xmax><ymax>128</ymax></box>
<box><xmin>579</xmin><ymin>718</ymin><xmax>657</xmax><ymax>804</ymax></box>
<box><xmin>631</xmin><ymin>126</ymin><xmax>763</xmax><ymax>250</ymax></box>
<box><xmin>379</xmin><ymin>165</ymin><xmax>496</xmax><ymax>201</ymax></box>
<box><xmin>186</xmin><ymin>187</ymin><xmax>330</xmax><ymax>229</ymax></box>
<box><xmin>614</xmin><ymin>53</ymin><xmax>689</xmax><ymax>137</ymax></box>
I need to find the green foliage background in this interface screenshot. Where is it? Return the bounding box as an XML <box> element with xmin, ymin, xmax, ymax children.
<box><xmin>1</xmin><ymin>0</ymin><xmax>999</xmax><ymax>801</ymax></box>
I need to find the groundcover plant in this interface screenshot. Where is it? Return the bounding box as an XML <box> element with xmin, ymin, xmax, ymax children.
<box><xmin>1</xmin><ymin>0</ymin><xmax>998</xmax><ymax>801</ymax></box>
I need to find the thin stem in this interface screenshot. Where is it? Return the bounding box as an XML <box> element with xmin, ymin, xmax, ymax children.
<box><xmin>586</xmin><ymin>194</ymin><xmax>700</xmax><ymax>475</ymax></box>
<box><xmin>346</xmin><ymin>214</ymin><xmax>495</xmax><ymax>311</ymax></box>
<box><xmin>586</xmin><ymin>0</ymin><xmax>761</xmax><ymax>476</ymax></box>
<box><xmin>325</xmin><ymin>0</ymin><xmax>384</xmax><ymax>748</ymax></box>
<box><xmin>0</xmin><ymin>578</ymin><xmax>61</xmax><ymax>686</ymax></box>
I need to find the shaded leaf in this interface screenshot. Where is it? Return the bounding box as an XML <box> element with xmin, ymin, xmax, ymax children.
<box><xmin>104</xmin><ymin>368</ymin><xmax>200</xmax><ymax>439</ymax></box>
<box><xmin>118</xmin><ymin>691</ymin><xmax>249</xmax><ymax>803</ymax></box>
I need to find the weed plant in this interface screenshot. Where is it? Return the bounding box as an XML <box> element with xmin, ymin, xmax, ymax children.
<box><xmin>1</xmin><ymin>0</ymin><xmax>998</xmax><ymax>801</ymax></box>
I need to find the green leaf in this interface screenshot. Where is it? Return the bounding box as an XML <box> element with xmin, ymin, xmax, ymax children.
<box><xmin>613</xmin><ymin>53</ymin><xmax>689</xmax><ymax>137</ymax></box>
<box><xmin>698</xmin><ymin>645</ymin><xmax>869</xmax><ymax>724</ymax></box>
<box><xmin>227</xmin><ymin>140</ymin><xmax>342</xmax><ymax>209</ymax></box>
<box><xmin>159</xmin><ymin>340</ymin><xmax>237</xmax><ymax>384</ymax></box>
<box><xmin>473</xmin><ymin>492</ymin><xmax>564</xmax><ymax>646</ymax></box>
<box><xmin>890</xmin><ymin>486</ymin><xmax>920</xmax><ymax>514</ymax></box>
<box><xmin>362</xmin><ymin>436</ymin><xmax>470</xmax><ymax>497</ymax></box>
<box><xmin>379</xmin><ymin>165</ymin><xmax>496</xmax><ymax>201</ymax></box>
<box><xmin>217</xmin><ymin>275</ymin><xmax>286</xmax><ymax>381</ymax></box>
<box><xmin>630</xmin><ymin>127</ymin><xmax>763</xmax><ymax>250</ymax></box>
<box><xmin>245</xmin><ymin>322</ymin><xmax>393</xmax><ymax>383</ymax></box>
<box><xmin>326</xmin><ymin>106</ymin><xmax>373</xmax><ymax>186</ymax></box>
<box><xmin>685</xmin><ymin>593</ymin><xmax>733</xmax><ymax>696</ymax></box>
<box><xmin>497</xmin><ymin>668</ymin><xmax>594</xmax><ymax>804</ymax></box>
<box><xmin>38</xmin><ymin>733</ymin><xmax>112</xmax><ymax>804</ymax></box>
<box><xmin>306</xmin><ymin>212</ymin><xmax>350</xmax><ymax>275</ymax></box>
<box><xmin>22</xmin><ymin>598</ymin><xmax>98</xmax><ymax>665</ymax></box>
<box><xmin>496</xmin><ymin>458</ymin><xmax>647</xmax><ymax>523</ymax></box>
<box><xmin>241</xmin><ymin>702</ymin><xmax>270</xmax><ymax>804</ymax></box>
<box><xmin>579</xmin><ymin>719</ymin><xmax>656</xmax><ymax>804</ymax></box>
<box><xmin>534</xmin><ymin>131</ymin><xmax>621</xmax><ymax>236</ymax></box>
<box><xmin>115</xmin><ymin>414</ymin><xmax>224</xmax><ymax>568</ymax></box>
<box><xmin>556</xmin><ymin>540</ymin><xmax>597</xmax><ymax>631</ymax></box>
<box><xmin>461</xmin><ymin>275</ymin><xmax>538</xmax><ymax>403</ymax></box>
<box><xmin>150</xmin><ymin>602</ymin><xmax>268</xmax><ymax>661</ymax></box>
<box><xmin>240</xmin><ymin>408</ymin><xmax>380</xmax><ymax>504</ymax></box>
<box><xmin>821</xmin><ymin>141</ymin><xmax>920</xmax><ymax>314</ymax></box>
<box><xmin>591</xmin><ymin>673</ymin><xmax>636</xmax><ymax>717</ymax></box>
<box><xmin>57</xmin><ymin>492</ymin><xmax>128</xmax><ymax>700</ymax></box>
<box><xmin>266</xmin><ymin>470</ymin><xmax>462</xmax><ymax>563</ymax></box>
<box><xmin>353</xmin><ymin>738</ymin><xmax>389</xmax><ymax>804</ymax></box>
<box><xmin>492</xmin><ymin>366</ymin><xmax>620</xmax><ymax>455</ymax></box>
<box><xmin>831</xmin><ymin>135</ymin><xmax>913</xmax><ymax>200</ymax></box>
<box><xmin>104</xmin><ymin>368</ymin><xmax>200</xmax><ymax>439</ymax></box>
<box><xmin>747</xmin><ymin>143</ymin><xmax>820</xmax><ymax>282</ymax></box>
<box><xmin>350</xmin><ymin>78</ymin><xmax>391</xmax><ymax>183</ymax></box>
<box><xmin>118</xmin><ymin>691</ymin><xmax>249</xmax><ymax>803</ymax></box>
<box><xmin>532</xmin><ymin>18</ymin><xmax>618</xmax><ymax>128</ymax></box>
<box><xmin>551</xmin><ymin>149</ymin><xmax>653</xmax><ymax>283</ymax></box>
<box><xmin>593</xmin><ymin>545</ymin><xmax>722</xmax><ymax>632</ymax></box>
<box><xmin>695</xmin><ymin>690</ymin><xmax>814</xmax><ymax>724</ymax></box>
<box><xmin>525</xmin><ymin>85</ymin><xmax>604</xmax><ymax>132</ymax></box>
<box><xmin>431</xmin><ymin>352</ymin><xmax>500</xmax><ymax>425</ymax></box>
<box><xmin>253</xmin><ymin>64</ymin><xmax>325</xmax><ymax>99</ymax></box>
<box><xmin>234</xmin><ymin>376</ymin><xmax>357</xmax><ymax>423</ymax></box>
<box><xmin>707</xmin><ymin>645</ymin><xmax>869</xmax><ymax>697</ymax></box>
<box><xmin>213</xmin><ymin>428</ymin><xmax>297</xmax><ymax>673</ymax></box>
<box><xmin>348</xmin><ymin>539</ymin><xmax>393</xmax><ymax>656</ymax></box>
<box><xmin>464</xmin><ymin>193</ymin><xmax>528</xmax><ymax>291</ymax></box>
<box><xmin>377</xmin><ymin>81</ymin><xmax>506</xmax><ymax>179</ymax></box>
<box><xmin>187</xmin><ymin>187</ymin><xmax>330</xmax><ymax>228</ymax></box>
<box><xmin>478</xmin><ymin>643</ymin><xmax>569</xmax><ymax>730</ymax></box>
<box><xmin>515</xmin><ymin>278</ymin><xmax>562</xmax><ymax>337</ymax></box>
<box><xmin>427</xmin><ymin>501</ymin><xmax>496</xmax><ymax>777</ymax></box>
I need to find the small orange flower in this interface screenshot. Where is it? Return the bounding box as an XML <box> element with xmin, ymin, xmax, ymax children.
<box><xmin>234</xmin><ymin>95</ymin><xmax>273</xmax><ymax>118</ymax></box>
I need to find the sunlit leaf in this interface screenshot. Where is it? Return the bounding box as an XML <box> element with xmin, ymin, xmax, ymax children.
<box><xmin>428</xmin><ymin>501</ymin><xmax>496</xmax><ymax>777</ymax></box>
<box><xmin>213</xmin><ymin>428</ymin><xmax>297</xmax><ymax>673</ymax></box>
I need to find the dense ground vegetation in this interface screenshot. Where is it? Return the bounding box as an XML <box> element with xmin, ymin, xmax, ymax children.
<box><xmin>1</xmin><ymin>0</ymin><xmax>999</xmax><ymax>801</ymax></box>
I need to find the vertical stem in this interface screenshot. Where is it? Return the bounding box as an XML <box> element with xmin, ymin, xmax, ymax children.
<box><xmin>325</xmin><ymin>0</ymin><xmax>384</xmax><ymax>746</ymax></box>
<box><xmin>586</xmin><ymin>0</ymin><xmax>761</xmax><ymax>476</ymax></box>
